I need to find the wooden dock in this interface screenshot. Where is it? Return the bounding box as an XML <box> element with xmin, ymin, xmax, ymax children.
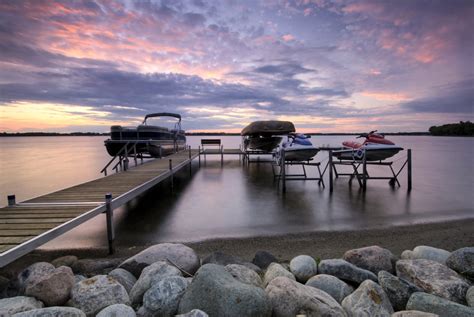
<box><xmin>0</xmin><ymin>149</ymin><xmax>199</xmax><ymax>267</ymax></box>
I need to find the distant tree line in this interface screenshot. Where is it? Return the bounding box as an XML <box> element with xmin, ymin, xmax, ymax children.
<box><xmin>429</xmin><ymin>121</ymin><xmax>474</xmax><ymax>136</ymax></box>
<box><xmin>0</xmin><ymin>132</ymin><xmax>109</xmax><ymax>137</ymax></box>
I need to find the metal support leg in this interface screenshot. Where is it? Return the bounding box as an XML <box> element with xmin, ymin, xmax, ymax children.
<box><xmin>329</xmin><ymin>150</ymin><xmax>333</xmax><ymax>192</ymax></box>
<box><xmin>7</xmin><ymin>195</ymin><xmax>16</xmax><ymax>206</ymax></box>
<box><xmin>407</xmin><ymin>149</ymin><xmax>412</xmax><ymax>191</ymax></box>
<box><xmin>281</xmin><ymin>150</ymin><xmax>286</xmax><ymax>193</ymax></box>
<box><xmin>362</xmin><ymin>151</ymin><xmax>367</xmax><ymax>191</ymax></box>
<box><xmin>105</xmin><ymin>193</ymin><xmax>114</xmax><ymax>255</ymax></box>
<box><xmin>198</xmin><ymin>146</ymin><xmax>201</xmax><ymax>167</ymax></box>
<box><xmin>221</xmin><ymin>145</ymin><xmax>224</xmax><ymax>166</ymax></box>
<box><xmin>169</xmin><ymin>159</ymin><xmax>174</xmax><ymax>191</ymax></box>
<box><xmin>317</xmin><ymin>165</ymin><xmax>325</xmax><ymax>188</ymax></box>
<box><xmin>188</xmin><ymin>146</ymin><xmax>192</xmax><ymax>176</ymax></box>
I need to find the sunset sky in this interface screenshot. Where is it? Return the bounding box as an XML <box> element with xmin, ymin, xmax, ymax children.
<box><xmin>0</xmin><ymin>0</ymin><xmax>473</xmax><ymax>133</ymax></box>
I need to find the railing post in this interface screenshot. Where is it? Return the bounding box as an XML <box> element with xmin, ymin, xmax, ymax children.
<box><xmin>407</xmin><ymin>149</ymin><xmax>412</xmax><ymax>191</ymax></box>
<box><xmin>329</xmin><ymin>150</ymin><xmax>333</xmax><ymax>193</ymax></box>
<box><xmin>281</xmin><ymin>149</ymin><xmax>286</xmax><ymax>193</ymax></box>
<box><xmin>188</xmin><ymin>145</ymin><xmax>192</xmax><ymax>176</ymax></box>
<box><xmin>7</xmin><ymin>195</ymin><xmax>16</xmax><ymax>207</ymax></box>
<box><xmin>198</xmin><ymin>146</ymin><xmax>201</xmax><ymax>167</ymax></box>
<box><xmin>362</xmin><ymin>150</ymin><xmax>367</xmax><ymax>191</ymax></box>
<box><xmin>105</xmin><ymin>193</ymin><xmax>114</xmax><ymax>255</ymax></box>
<box><xmin>169</xmin><ymin>159</ymin><xmax>174</xmax><ymax>190</ymax></box>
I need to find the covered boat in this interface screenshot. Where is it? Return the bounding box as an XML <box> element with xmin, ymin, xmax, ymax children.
<box><xmin>104</xmin><ymin>113</ymin><xmax>186</xmax><ymax>158</ymax></box>
<box><xmin>241</xmin><ymin>120</ymin><xmax>295</xmax><ymax>152</ymax></box>
<box><xmin>332</xmin><ymin>130</ymin><xmax>403</xmax><ymax>161</ymax></box>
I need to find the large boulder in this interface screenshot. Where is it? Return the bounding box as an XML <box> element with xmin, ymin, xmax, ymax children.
<box><xmin>467</xmin><ymin>286</ymin><xmax>474</xmax><ymax>307</ymax></box>
<box><xmin>71</xmin><ymin>258</ymin><xmax>122</xmax><ymax>276</ymax></box>
<box><xmin>378</xmin><ymin>270</ymin><xmax>422</xmax><ymax>311</ymax></box>
<box><xmin>446</xmin><ymin>247</ymin><xmax>474</xmax><ymax>280</ymax></box>
<box><xmin>318</xmin><ymin>259</ymin><xmax>378</xmax><ymax>284</ymax></box>
<box><xmin>252</xmin><ymin>250</ymin><xmax>278</xmax><ymax>270</ymax></box>
<box><xmin>306</xmin><ymin>274</ymin><xmax>354</xmax><ymax>304</ymax></box>
<box><xmin>96</xmin><ymin>304</ymin><xmax>136</xmax><ymax>317</ymax></box>
<box><xmin>175</xmin><ymin>309</ymin><xmax>209</xmax><ymax>317</ymax></box>
<box><xmin>119</xmin><ymin>243</ymin><xmax>199</xmax><ymax>277</ymax></box>
<box><xmin>406</xmin><ymin>292</ymin><xmax>474</xmax><ymax>317</ymax></box>
<box><xmin>343</xmin><ymin>246</ymin><xmax>396</xmax><ymax>274</ymax></box>
<box><xmin>391</xmin><ymin>311</ymin><xmax>438</xmax><ymax>317</ymax></box>
<box><xmin>17</xmin><ymin>262</ymin><xmax>55</xmax><ymax>293</ymax></box>
<box><xmin>263</xmin><ymin>262</ymin><xmax>295</xmax><ymax>287</ymax></box>
<box><xmin>69</xmin><ymin>275</ymin><xmax>130</xmax><ymax>316</ymax></box>
<box><xmin>396</xmin><ymin>259</ymin><xmax>470</xmax><ymax>304</ymax></box>
<box><xmin>143</xmin><ymin>276</ymin><xmax>189</xmax><ymax>316</ymax></box>
<box><xmin>411</xmin><ymin>246</ymin><xmax>451</xmax><ymax>264</ymax></box>
<box><xmin>290</xmin><ymin>255</ymin><xmax>318</xmax><ymax>283</ymax></box>
<box><xmin>24</xmin><ymin>266</ymin><xmax>75</xmax><ymax>306</ymax></box>
<box><xmin>11</xmin><ymin>307</ymin><xmax>86</xmax><ymax>317</ymax></box>
<box><xmin>51</xmin><ymin>255</ymin><xmax>78</xmax><ymax>268</ymax></box>
<box><xmin>178</xmin><ymin>264</ymin><xmax>271</xmax><ymax>317</ymax></box>
<box><xmin>225</xmin><ymin>264</ymin><xmax>263</xmax><ymax>288</ymax></box>
<box><xmin>129</xmin><ymin>261</ymin><xmax>182</xmax><ymax>305</ymax></box>
<box><xmin>202</xmin><ymin>251</ymin><xmax>261</xmax><ymax>273</ymax></box>
<box><xmin>0</xmin><ymin>296</ymin><xmax>43</xmax><ymax>315</ymax></box>
<box><xmin>342</xmin><ymin>279</ymin><xmax>394</xmax><ymax>317</ymax></box>
<box><xmin>266</xmin><ymin>276</ymin><xmax>347</xmax><ymax>317</ymax></box>
<box><xmin>109</xmin><ymin>268</ymin><xmax>137</xmax><ymax>294</ymax></box>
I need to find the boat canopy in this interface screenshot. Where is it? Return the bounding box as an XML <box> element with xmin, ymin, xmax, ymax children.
<box><xmin>143</xmin><ymin>113</ymin><xmax>181</xmax><ymax>124</ymax></box>
<box><xmin>241</xmin><ymin>120</ymin><xmax>295</xmax><ymax>136</ymax></box>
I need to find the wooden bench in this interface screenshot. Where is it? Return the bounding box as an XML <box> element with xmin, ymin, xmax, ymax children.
<box><xmin>200</xmin><ymin>139</ymin><xmax>223</xmax><ymax>165</ymax></box>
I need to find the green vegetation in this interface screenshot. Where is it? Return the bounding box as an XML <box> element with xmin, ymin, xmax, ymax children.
<box><xmin>429</xmin><ymin>121</ymin><xmax>474</xmax><ymax>136</ymax></box>
<box><xmin>0</xmin><ymin>132</ymin><xmax>109</xmax><ymax>137</ymax></box>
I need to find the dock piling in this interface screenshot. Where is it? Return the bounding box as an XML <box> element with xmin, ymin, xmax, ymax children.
<box><xmin>281</xmin><ymin>150</ymin><xmax>286</xmax><ymax>193</ymax></box>
<box><xmin>221</xmin><ymin>145</ymin><xmax>224</xmax><ymax>166</ymax></box>
<box><xmin>169</xmin><ymin>159</ymin><xmax>174</xmax><ymax>190</ymax></box>
<box><xmin>329</xmin><ymin>150</ymin><xmax>333</xmax><ymax>193</ymax></box>
<box><xmin>105</xmin><ymin>193</ymin><xmax>115</xmax><ymax>255</ymax></box>
<box><xmin>7</xmin><ymin>195</ymin><xmax>16</xmax><ymax>206</ymax></box>
<box><xmin>198</xmin><ymin>146</ymin><xmax>201</xmax><ymax>167</ymax></box>
<box><xmin>362</xmin><ymin>150</ymin><xmax>367</xmax><ymax>191</ymax></box>
<box><xmin>188</xmin><ymin>146</ymin><xmax>192</xmax><ymax>176</ymax></box>
<box><xmin>407</xmin><ymin>149</ymin><xmax>412</xmax><ymax>191</ymax></box>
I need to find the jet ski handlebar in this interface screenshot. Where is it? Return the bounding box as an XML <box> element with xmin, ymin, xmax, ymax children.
<box><xmin>357</xmin><ymin>130</ymin><xmax>377</xmax><ymax>139</ymax></box>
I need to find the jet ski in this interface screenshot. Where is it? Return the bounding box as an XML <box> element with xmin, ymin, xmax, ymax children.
<box><xmin>278</xmin><ymin>133</ymin><xmax>319</xmax><ymax>161</ymax></box>
<box><xmin>332</xmin><ymin>130</ymin><xmax>403</xmax><ymax>161</ymax></box>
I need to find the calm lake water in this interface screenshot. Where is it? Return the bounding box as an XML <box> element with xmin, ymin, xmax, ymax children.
<box><xmin>0</xmin><ymin>135</ymin><xmax>473</xmax><ymax>250</ymax></box>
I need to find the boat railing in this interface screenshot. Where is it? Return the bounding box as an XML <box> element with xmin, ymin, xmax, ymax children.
<box><xmin>101</xmin><ymin>141</ymin><xmax>142</xmax><ymax>176</ymax></box>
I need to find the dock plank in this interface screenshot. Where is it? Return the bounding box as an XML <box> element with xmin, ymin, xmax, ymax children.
<box><xmin>0</xmin><ymin>224</ymin><xmax>57</xmax><ymax>230</ymax></box>
<box><xmin>0</xmin><ymin>237</ymin><xmax>34</xmax><ymax>244</ymax></box>
<box><xmin>0</xmin><ymin>218</ymin><xmax>74</xmax><ymax>224</ymax></box>
<box><xmin>0</xmin><ymin>229</ymin><xmax>49</xmax><ymax>236</ymax></box>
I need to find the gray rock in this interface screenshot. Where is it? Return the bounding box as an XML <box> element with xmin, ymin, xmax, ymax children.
<box><xmin>71</xmin><ymin>258</ymin><xmax>122</xmax><ymax>276</ymax></box>
<box><xmin>18</xmin><ymin>262</ymin><xmax>55</xmax><ymax>293</ymax></box>
<box><xmin>391</xmin><ymin>311</ymin><xmax>438</xmax><ymax>317</ymax></box>
<box><xmin>0</xmin><ymin>275</ymin><xmax>9</xmax><ymax>299</ymax></box>
<box><xmin>225</xmin><ymin>264</ymin><xmax>263</xmax><ymax>287</ymax></box>
<box><xmin>74</xmin><ymin>275</ymin><xmax>86</xmax><ymax>284</ymax></box>
<box><xmin>129</xmin><ymin>260</ymin><xmax>182</xmax><ymax>305</ymax></box>
<box><xmin>69</xmin><ymin>275</ymin><xmax>130</xmax><ymax>316</ymax></box>
<box><xmin>342</xmin><ymin>279</ymin><xmax>394</xmax><ymax>317</ymax></box>
<box><xmin>290</xmin><ymin>255</ymin><xmax>318</xmax><ymax>283</ymax></box>
<box><xmin>136</xmin><ymin>306</ymin><xmax>154</xmax><ymax>317</ymax></box>
<box><xmin>344</xmin><ymin>245</ymin><xmax>396</xmax><ymax>274</ymax></box>
<box><xmin>143</xmin><ymin>276</ymin><xmax>189</xmax><ymax>316</ymax></box>
<box><xmin>467</xmin><ymin>286</ymin><xmax>474</xmax><ymax>307</ymax></box>
<box><xmin>109</xmin><ymin>268</ymin><xmax>137</xmax><ymax>294</ymax></box>
<box><xmin>178</xmin><ymin>264</ymin><xmax>271</xmax><ymax>317</ymax></box>
<box><xmin>202</xmin><ymin>251</ymin><xmax>261</xmax><ymax>273</ymax></box>
<box><xmin>24</xmin><ymin>266</ymin><xmax>75</xmax><ymax>306</ymax></box>
<box><xmin>252</xmin><ymin>250</ymin><xmax>278</xmax><ymax>270</ymax></box>
<box><xmin>0</xmin><ymin>296</ymin><xmax>43</xmax><ymax>315</ymax></box>
<box><xmin>263</xmin><ymin>262</ymin><xmax>295</xmax><ymax>287</ymax></box>
<box><xmin>412</xmin><ymin>246</ymin><xmax>451</xmax><ymax>264</ymax></box>
<box><xmin>306</xmin><ymin>274</ymin><xmax>354</xmax><ymax>303</ymax></box>
<box><xmin>407</xmin><ymin>292</ymin><xmax>474</xmax><ymax>317</ymax></box>
<box><xmin>378</xmin><ymin>270</ymin><xmax>422</xmax><ymax>311</ymax></box>
<box><xmin>51</xmin><ymin>255</ymin><xmax>78</xmax><ymax>268</ymax></box>
<box><xmin>175</xmin><ymin>309</ymin><xmax>209</xmax><ymax>317</ymax></box>
<box><xmin>12</xmin><ymin>307</ymin><xmax>86</xmax><ymax>317</ymax></box>
<box><xmin>446</xmin><ymin>247</ymin><xmax>474</xmax><ymax>279</ymax></box>
<box><xmin>266</xmin><ymin>276</ymin><xmax>347</xmax><ymax>317</ymax></box>
<box><xmin>96</xmin><ymin>304</ymin><xmax>136</xmax><ymax>317</ymax></box>
<box><xmin>119</xmin><ymin>243</ymin><xmax>200</xmax><ymax>277</ymax></box>
<box><xmin>318</xmin><ymin>259</ymin><xmax>378</xmax><ymax>284</ymax></box>
<box><xmin>396</xmin><ymin>259</ymin><xmax>470</xmax><ymax>304</ymax></box>
<box><xmin>401</xmin><ymin>250</ymin><xmax>415</xmax><ymax>260</ymax></box>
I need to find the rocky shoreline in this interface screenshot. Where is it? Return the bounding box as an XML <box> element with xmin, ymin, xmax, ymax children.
<box><xmin>0</xmin><ymin>243</ymin><xmax>472</xmax><ymax>317</ymax></box>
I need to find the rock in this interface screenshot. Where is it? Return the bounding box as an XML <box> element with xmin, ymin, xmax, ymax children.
<box><xmin>119</xmin><ymin>243</ymin><xmax>200</xmax><ymax>277</ymax></box>
<box><xmin>69</xmin><ymin>275</ymin><xmax>130</xmax><ymax>316</ymax></box>
<box><xmin>11</xmin><ymin>307</ymin><xmax>86</xmax><ymax>317</ymax></box>
<box><xmin>467</xmin><ymin>286</ymin><xmax>474</xmax><ymax>307</ymax></box>
<box><xmin>412</xmin><ymin>246</ymin><xmax>451</xmax><ymax>264</ymax></box>
<box><xmin>391</xmin><ymin>311</ymin><xmax>438</xmax><ymax>317</ymax></box>
<box><xmin>318</xmin><ymin>259</ymin><xmax>378</xmax><ymax>284</ymax></box>
<box><xmin>129</xmin><ymin>260</ymin><xmax>182</xmax><ymax>305</ymax></box>
<box><xmin>178</xmin><ymin>264</ymin><xmax>271</xmax><ymax>317</ymax></box>
<box><xmin>401</xmin><ymin>250</ymin><xmax>414</xmax><ymax>260</ymax></box>
<box><xmin>18</xmin><ymin>262</ymin><xmax>55</xmax><ymax>293</ymax></box>
<box><xmin>305</xmin><ymin>274</ymin><xmax>354</xmax><ymax>303</ymax></box>
<box><xmin>202</xmin><ymin>251</ymin><xmax>261</xmax><ymax>273</ymax></box>
<box><xmin>342</xmin><ymin>279</ymin><xmax>394</xmax><ymax>317</ymax></box>
<box><xmin>407</xmin><ymin>292</ymin><xmax>474</xmax><ymax>317</ymax></box>
<box><xmin>0</xmin><ymin>275</ymin><xmax>9</xmax><ymax>298</ymax></box>
<box><xmin>96</xmin><ymin>304</ymin><xmax>136</xmax><ymax>317</ymax></box>
<box><xmin>109</xmin><ymin>268</ymin><xmax>137</xmax><ymax>294</ymax></box>
<box><xmin>263</xmin><ymin>262</ymin><xmax>295</xmax><ymax>287</ymax></box>
<box><xmin>24</xmin><ymin>266</ymin><xmax>75</xmax><ymax>306</ymax></box>
<box><xmin>378</xmin><ymin>270</ymin><xmax>422</xmax><ymax>311</ymax></box>
<box><xmin>71</xmin><ymin>258</ymin><xmax>122</xmax><ymax>276</ymax></box>
<box><xmin>344</xmin><ymin>245</ymin><xmax>396</xmax><ymax>274</ymax></box>
<box><xmin>446</xmin><ymin>247</ymin><xmax>474</xmax><ymax>279</ymax></box>
<box><xmin>74</xmin><ymin>275</ymin><xmax>86</xmax><ymax>284</ymax></box>
<box><xmin>289</xmin><ymin>255</ymin><xmax>318</xmax><ymax>283</ymax></box>
<box><xmin>396</xmin><ymin>259</ymin><xmax>470</xmax><ymax>304</ymax></box>
<box><xmin>51</xmin><ymin>255</ymin><xmax>78</xmax><ymax>268</ymax></box>
<box><xmin>266</xmin><ymin>276</ymin><xmax>347</xmax><ymax>317</ymax></box>
<box><xmin>143</xmin><ymin>276</ymin><xmax>189</xmax><ymax>316</ymax></box>
<box><xmin>225</xmin><ymin>264</ymin><xmax>263</xmax><ymax>287</ymax></box>
<box><xmin>0</xmin><ymin>296</ymin><xmax>43</xmax><ymax>315</ymax></box>
<box><xmin>252</xmin><ymin>250</ymin><xmax>278</xmax><ymax>270</ymax></box>
<box><xmin>175</xmin><ymin>309</ymin><xmax>209</xmax><ymax>317</ymax></box>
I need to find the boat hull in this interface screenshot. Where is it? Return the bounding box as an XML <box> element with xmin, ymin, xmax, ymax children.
<box><xmin>283</xmin><ymin>147</ymin><xmax>319</xmax><ymax>161</ymax></box>
<box><xmin>332</xmin><ymin>146</ymin><xmax>403</xmax><ymax>161</ymax></box>
<box><xmin>244</xmin><ymin>136</ymin><xmax>282</xmax><ymax>152</ymax></box>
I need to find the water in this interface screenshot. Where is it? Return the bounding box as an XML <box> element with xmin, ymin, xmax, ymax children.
<box><xmin>0</xmin><ymin>136</ymin><xmax>473</xmax><ymax>250</ymax></box>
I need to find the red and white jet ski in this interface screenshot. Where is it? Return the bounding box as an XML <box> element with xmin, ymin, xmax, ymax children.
<box><xmin>332</xmin><ymin>130</ymin><xmax>403</xmax><ymax>161</ymax></box>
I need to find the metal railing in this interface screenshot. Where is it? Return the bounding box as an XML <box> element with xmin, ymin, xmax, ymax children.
<box><xmin>101</xmin><ymin>141</ymin><xmax>143</xmax><ymax>176</ymax></box>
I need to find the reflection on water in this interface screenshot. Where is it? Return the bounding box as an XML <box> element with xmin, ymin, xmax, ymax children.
<box><xmin>0</xmin><ymin>136</ymin><xmax>473</xmax><ymax>249</ymax></box>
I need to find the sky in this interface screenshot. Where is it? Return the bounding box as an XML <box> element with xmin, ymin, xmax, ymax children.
<box><xmin>0</xmin><ymin>0</ymin><xmax>473</xmax><ymax>133</ymax></box>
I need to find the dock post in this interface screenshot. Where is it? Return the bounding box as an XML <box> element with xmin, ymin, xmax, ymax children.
<box><xmin>362</xmin><ymin>150</ymin><xmax>367</xmax><ymax>191</ymax></box>
<box><xmin>169</xmin><ymin>159</ymin><xmax>174</xmax><ymax>190</ymax></box>
<box><xmin>123</xmin><ymin>157</ymin><xmax>129</xmax><ymax>171</ymax></box>
<box><xmin>198</xmin><ymin>146</ymin><xmax>201</xmax><ymax>167</ymax></box>
<box><xmin>407</xmin><ymin>149</ymin><xmax>412</xmax><ymax>191</ymax></box>
<box><xmin>188</xmin><ymin>146</ymin><xmax>192</xmax><ymax>176</ymax></box>
<box><xmin>281</xmin><ymin>150</ymin><xmax>286</xmax><ymax>193</ymax></box>
<box><xmin>221</xmin><ymin>145</ymin><xmax>224</xmax><ymax>166</ymax></box>
<box><xmin>7</xmin><ymin>195</ymin><xmax>16</xmax><ymax>206</ymax></box>
<box><xmin>329</xmin><ymin>150</ymin><xmax>333</xmax><ymax>193</ymax></box>
<box><xmin>105</xmin><ymin>193</ymin><xmax>115</xmax><ymax>255</ymax></box>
